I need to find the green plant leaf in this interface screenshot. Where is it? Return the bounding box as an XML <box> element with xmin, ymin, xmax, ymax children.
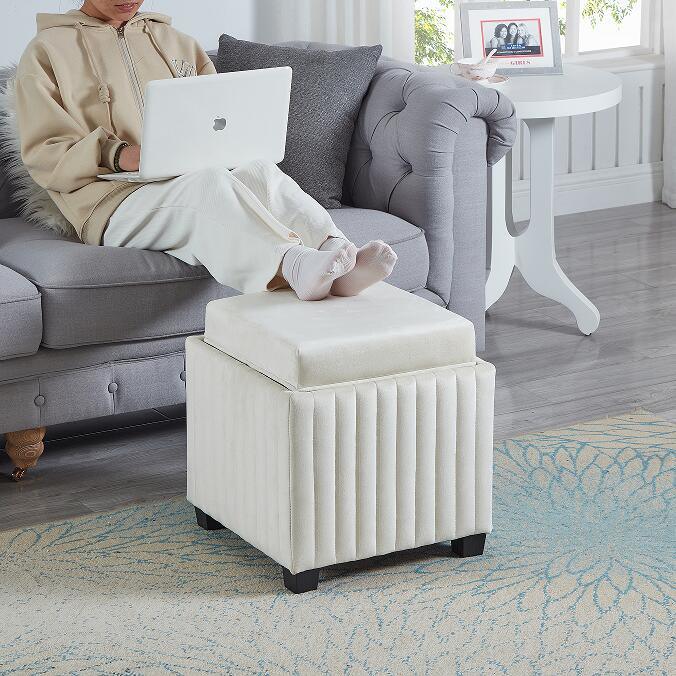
<box><xmin>415</xmin><ymin>0</ymin><xmax>455</xmax><ymax>65</ymax></box>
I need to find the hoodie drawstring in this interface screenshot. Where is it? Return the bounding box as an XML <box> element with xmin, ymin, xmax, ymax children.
<box><xmin>75</xmin><ymin>22</ymin><xmax>113</xmax><ymax>130</ymax></box>
<box><xmin>144</xmin><ymin>19</ymin><xmax>180</xmax><ymax>78</ymax></box>
<box><xmin>75</xmin><ymin>17</ymin><xmax>180</xmax><ymax>131</ymax></box>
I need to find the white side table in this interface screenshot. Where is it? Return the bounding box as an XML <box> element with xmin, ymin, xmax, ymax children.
<box><xmin>485</xmin><ymin>64</ymin><xmax>622</xmax><ymax>335</ymax></box>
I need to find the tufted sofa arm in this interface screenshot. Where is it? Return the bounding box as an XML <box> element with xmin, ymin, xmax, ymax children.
<box><xmin>344</xmin><ymin>59</ymin><xmax>517</xmax><ymax>310</ymax></box>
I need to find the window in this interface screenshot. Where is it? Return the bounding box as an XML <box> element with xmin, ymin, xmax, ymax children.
<box><xmin>415</xmin><ymin>0</ymin><xmax>456</xmax><ymax>65</ymax></box>
<box><xmin>564</xmin><ymin>0</ymin><xmax>659</xmax><ymax>57</ymax></box>
<box><xmin>578</xmin><ymin>1</ymin><xmax>642</xmax><ymax>52</ymax></box>
<box><xmin>414</xmin><ymin>0</ymin><xmax>661</xmax><ymax>65</ymax></box>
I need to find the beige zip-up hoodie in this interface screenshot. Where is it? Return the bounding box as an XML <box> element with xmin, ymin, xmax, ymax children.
<box><xmin>16</xmin><ymin>10</ymin><xmax>217</xmax><ymax>245</ymax></box>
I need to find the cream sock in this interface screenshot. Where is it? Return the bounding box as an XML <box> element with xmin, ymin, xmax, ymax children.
<box><xmin>319</xmin><ymin>236</ymin><xmax>351</xmax><ymax>252</ymax></box>
<box><xmin>330</xmin><ymin>240</ymin><xmax>398</xmax><ymax>297</ymax></box>
<box><xmin>282</xmin><ymin>243</ymin><xmax>357</xmax><ymax>301</ymax></box>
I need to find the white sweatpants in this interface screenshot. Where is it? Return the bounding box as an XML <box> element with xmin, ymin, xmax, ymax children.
<box><xmin>104</xmin><ymin>159</ymin><xmax>346</xmax><ymax>293</ymax></box>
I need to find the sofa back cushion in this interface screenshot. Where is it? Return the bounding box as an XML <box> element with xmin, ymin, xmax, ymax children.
<box><xmin>0</xmin><ymin>66</ymin><xmax>18</xmax><ymax>219</ymax></box>
<box><xmin>216</xmin><ymin>35</ymin><xmax>382</xmax><ymax>210</ymax></box>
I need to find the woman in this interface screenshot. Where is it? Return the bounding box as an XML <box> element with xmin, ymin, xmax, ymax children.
<box><xmin>488</xmin><ymin>24</ymin><xmax>508</xmax><ymax>50</ymax></box>
<box><xmin>517</xmin><ymin>23</ymin><xmax>539</xmax><ymax>48</ymax></box>
<box><xmin>506</xmin><ymin>23</ymin><xmax>519</xmax><ymax>46</ymax></box>
<box><xmin>16</xmin><ymin>0</ymin><xmax>397</xmax><ymax>301</ymax></box>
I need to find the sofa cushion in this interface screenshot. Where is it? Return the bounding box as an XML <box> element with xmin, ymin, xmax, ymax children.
<box><xmin>328</xmin><ymin>207</ymin><xmax>429</xmax><ymax>293</ymax></box>
<box><xmin>0</xmin><ymin>218</ymin><xmax>236</xmax><ymax>349</ymax></box>
<box><xmin>216</xmin><ymin>36</ymin><xmax>382</xmax><ymax>210</ymax></box>
<box><xmin>0</xmin><ymin>209</ymin><xmax>430</xmax><ymax>350</ymax></box>
<box><xmin>0</xmin><ymin>263</ymin><xmax>42</xmax><ymax>360</ymax></box>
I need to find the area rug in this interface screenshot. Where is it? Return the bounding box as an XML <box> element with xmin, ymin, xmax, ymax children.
<box><xmin>1</xmin><ymin>411</ymin><xmax>673</xmax><ymax>674</ymax></box>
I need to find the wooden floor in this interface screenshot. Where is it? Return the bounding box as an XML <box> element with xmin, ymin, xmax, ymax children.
<box><xmin>1</xmin><ymin>201</ymin><xmax>675</xmax><ymax>530</ymax></box>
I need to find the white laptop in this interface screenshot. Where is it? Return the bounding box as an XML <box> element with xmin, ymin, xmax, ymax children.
<box><xmin>99</xmin><ymin>67</ymin><xmax>293</xmax><ymax>183</ymax></box>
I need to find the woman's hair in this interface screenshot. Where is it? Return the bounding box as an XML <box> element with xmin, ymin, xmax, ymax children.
<box><xmin>494</xmin><ymin>23</ymin><xmax>508</xmax><ymax>38</ymax></box>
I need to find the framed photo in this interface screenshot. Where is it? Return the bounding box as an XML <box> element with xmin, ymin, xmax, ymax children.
<box><xmin>459</xmin><ymin>1</ymin><xmax>563</xmax><ymax>75</ymax></box>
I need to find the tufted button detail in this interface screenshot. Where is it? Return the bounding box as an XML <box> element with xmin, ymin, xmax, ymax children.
<box><xmin>34</xmin><ymin>395</ymin><xmax>45</xmax><ymax>407</ymax></box>
<box><xmin>108</xmin><ymin>382</ymin><xmax>118</xmax><ymax>394</ymax></box>
<box><xmin>180</xmin><ymin>371</ymin><xmax>187</xmax><ymax>382</ymax></box>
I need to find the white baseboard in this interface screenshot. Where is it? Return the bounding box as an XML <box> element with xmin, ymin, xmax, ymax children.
<box><xmin>662</xmin><ymin>184</ymin><xmax>676</xmax><ymax>209</ymax></box>
<box><xmin>512</xmin><ymin>162</ymin><xmax>664</xmax><ymax>221</ymax></box>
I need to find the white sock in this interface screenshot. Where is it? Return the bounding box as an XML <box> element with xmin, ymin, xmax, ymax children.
<box><xmin>319</xmin><ymin>236</ymin><xmax>351</xmax><ymax>252</ymax></box>
<box><xmin>281</xmin><ymin>243</ymin><xmax>357</xmax><ymax>301</ymax></box>
<box><xmin>330</xmin><ymin>240</ymin><xmax>398</xmax><ymax>297</ymax></box>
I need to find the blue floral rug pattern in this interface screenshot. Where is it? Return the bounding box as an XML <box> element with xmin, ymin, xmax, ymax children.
<box><xmin>1</xmin><ymin>411</ymin><xmax>673</xmax><ymax>673</ymax></box>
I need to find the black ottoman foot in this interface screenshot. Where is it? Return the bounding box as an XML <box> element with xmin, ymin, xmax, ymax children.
<box><xmin>282</xmin><ymin>567</ymin><xmax>320</xmax><ymax>594</ymax></box>
<box><xmin>195</xmin><ymin>507</ymin><xmax>225</xmax><ymax>531</ymax></box>
<box><xmin>451</xmin><ymin>533</ymin><xmax>486</xmax><ymax>557</ymax></box>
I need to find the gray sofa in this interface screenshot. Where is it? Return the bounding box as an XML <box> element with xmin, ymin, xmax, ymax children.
<box><xmin>0</xmin><ymin>46</ymin><xmax>516</xmax><ymax>480</ymax></box>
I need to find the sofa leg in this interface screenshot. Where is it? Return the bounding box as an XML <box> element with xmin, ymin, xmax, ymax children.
<box><xmin>4</xmin><ymin>427</ymin><xmax>47</xmax><ymax>481</ymax></box>
<box><xmin>451</xmin><ymin>533</ymin><xmax>486</xmax><ymax>557</ymax></box>
<box><xmin>282</xmin><ymin>567</ymin><xmax>320</xmax><ymax>594</ymax></box>
<box><xmin>194</xmin><ymin>507</ymin><xmax>225</xmax><ymax>531</ymax></box>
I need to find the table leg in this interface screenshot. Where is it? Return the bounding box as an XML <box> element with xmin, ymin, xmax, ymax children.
<box><xmin>486</xmin><ymin>153</ymin><xmax>516</xmax><ymax>310</ymax></box>
<box><xmin>514</xmin><ymin>118</ymin><xmax>600</xmax><ymax>335</ymax></box>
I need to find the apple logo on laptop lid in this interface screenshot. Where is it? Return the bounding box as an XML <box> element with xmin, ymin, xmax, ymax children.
<box><xmin>213</xmin><ymin>117</ymin><xmax>227</xmax><ymax>131</ymax></box>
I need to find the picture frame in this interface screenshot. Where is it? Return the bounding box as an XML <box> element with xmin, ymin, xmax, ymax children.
<box><xmin>459</xmin><ymin>1</ymin><xmax>563</xmax><ymax>75</ymax></box>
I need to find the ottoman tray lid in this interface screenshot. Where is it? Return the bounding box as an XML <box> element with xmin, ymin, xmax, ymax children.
<box><xmin>204</xmin><ymin>283</ymin><xmax>476</xmax><ymax>390</ymax></box>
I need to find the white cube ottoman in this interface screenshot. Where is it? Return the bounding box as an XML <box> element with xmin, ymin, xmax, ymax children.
<box><xmin>186</xmin><ymin>283</ymin><xmax>495</xmax><ymax>593</ymax></box>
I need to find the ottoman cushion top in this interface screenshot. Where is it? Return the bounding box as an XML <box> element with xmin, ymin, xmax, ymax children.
<box><xmin>204</xmin><ymin>283</ymin><xmax>476</xmax><ymax>390</ymax></box>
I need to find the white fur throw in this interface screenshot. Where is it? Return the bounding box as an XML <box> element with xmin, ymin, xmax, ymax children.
<box><xmin>0</xmin><ymin>71</ymin><xmax>76</xmax><ymax>237</ymax></box>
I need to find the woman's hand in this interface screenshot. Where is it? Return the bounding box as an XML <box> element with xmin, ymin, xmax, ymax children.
<box><xmin>119</xmin><ymin>144</ymin><xmax>141</xmax><ymax>172</ymax></box>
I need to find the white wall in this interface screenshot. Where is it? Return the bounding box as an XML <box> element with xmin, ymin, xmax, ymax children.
<box><xmin>1</xmin><ymin>0</ymin><xmax>256</xmax><ymax>65</ymax></box>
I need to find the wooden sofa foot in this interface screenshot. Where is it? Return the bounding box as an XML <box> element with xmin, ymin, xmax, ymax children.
<box><xmin>282</xmin><ymin>567</ymin><xmax>320</xmax><ymax>594</ymax></box>
<box><xmin>4</xmin><ymin>427</ymin><xmax>47</xmax><ymax>481</ymax></box>
<box><xmin>451</xmin><ymin>533</ymin><xmax>486</xmax><ymax>557</ymax></box>
<box><xmin>195</xmin><ymin>507</ymin><xmax>225</xmax><ymax>531</ymax></box>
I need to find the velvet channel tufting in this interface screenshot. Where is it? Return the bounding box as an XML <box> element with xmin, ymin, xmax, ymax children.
<box><xmin>187</xmin><ymin>336</ymin><xmax>495</xmax><ymax>575</ymax></box>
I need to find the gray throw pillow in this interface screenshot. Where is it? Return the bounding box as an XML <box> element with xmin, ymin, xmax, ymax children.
<box><xmin>216</xmin><ymin>35</ymin><xmax>382</xmax><ymax>209</ymax></box>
